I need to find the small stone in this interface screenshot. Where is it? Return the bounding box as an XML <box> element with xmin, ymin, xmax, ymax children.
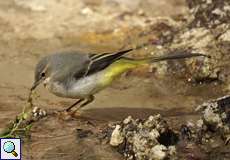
<box><xmin>123</xmin><ymin>116</ymin><xmax>133</xmax><ymax>124</ymax></box>
<box><xmin>42</xmin><ymin>110</ymin><xmax>47</xmax><ymax>116</ymax></box>
<box><xmin>149</xmin><ymin>129</ymin><xmax>160</xmax><ymax>140</ymax></box>
<box><xmin>137</xmin><ymin>9</ymin><xmax>145</xmax><ymax>16</ymax></box>
<box><xmin>110</xmin><ymin>125</ymin><xmax>124</xmax><ymax>146</ymax></box>
<box><xmin>196</xmin><ymin>119</ymin><xmax>204</xmax><ymax>128</ymax></box>
<box><xmin>33</xmin><ymin>112</ymin><xmax>38</xmax><ymax>117</ymax></box>
<box><xmin>212</xmin><ymin>8</ymin><xmax>225</xmax><ymax>17</ymax></box>
<box><xmin>187</xmin><ymin>121</ymin><xmax>195</xmax><ymax>127</ymax></box>
<box><xmin>206</xmin><ymin>0</ymin><xmax>212</xmax><ymax>4</ymax></box>
<box><xmin>32</xmin><ymin>107</ymin><xmax>39</xmax><ymax>113</ymax></box>
<box><xmin>221</xmin><ymin>113</ymin><xmax>227</xmax><ymax>119</ymax></box>
<box><xmin>219</xmin><ymin>30</ymin><xmax>230</xmax><ymax>42</ymax></box>
<box><xmin>150</xmin><ymin>144</ymin><xmax>167</xmax><ymax>160</ymax></box>
<box><xmin>81</xmin><ymin>7</ymin><xmax>93</xmax><ymax>15</ymax></box>
<box><xmin>223</xmin><ymin>126</ymin><xmax>230</xmax><ymax>133</ymax></box>
<box><xmin>223</xmin><ymin>5</ymin><xmax>230</xmax><ymax>12</ymax></box>
<box><xmin>168</xmin><ymin>146</ymin><xmax>176</xmax><ymax>156</ymax></box>
<box><xmin>156</xmin><ymin>45</ymin><xmax>163</xmax><ymax>49</ymax></box>
<box><xmin>203</xmin><ymin>106</ymin><xmax>222</xmax><ymax>127</ymax></box>
<box><xmin>38</xmin><ymin>110</ymin><xmax>43</xmax><ymax>116</ymax></box>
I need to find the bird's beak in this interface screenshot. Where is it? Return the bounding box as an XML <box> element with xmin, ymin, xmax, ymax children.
<box><xmin>30</xmin><ymin>79</ymin><xmax>42</xmax><ymax>91</ymax></box>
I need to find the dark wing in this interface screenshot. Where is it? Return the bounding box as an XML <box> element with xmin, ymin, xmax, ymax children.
<box><xmin>74</xmin><ymin>48</ymin><xmax>133</xmax><ymax>79</ymax></box>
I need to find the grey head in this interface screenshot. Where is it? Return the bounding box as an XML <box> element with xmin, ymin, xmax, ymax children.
<box><xmin>31</xmin><ymin>51</ymin><xmax>90</xmax><ymax>91</ymax></box>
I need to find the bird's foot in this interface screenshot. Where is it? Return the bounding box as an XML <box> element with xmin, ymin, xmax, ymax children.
<box><xmin>55</xmin><ymin>109</ymin><xmax>95</xmax><ymax>126</ymax></box>
<box><xmin>55</xmin><ymin>109</ymin><xmax>80</xmax><ymax>121</ymax></box>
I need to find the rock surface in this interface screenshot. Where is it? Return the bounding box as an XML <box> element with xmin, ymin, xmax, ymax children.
<box><xmin>107</xmin><ymin>114</ymin><xmax>178</xmax><ymax>160</ymax></box>
<box><xmin>107</xmin><ymin>95</ymin><xmax>230</xmax><ymax>160</ymax></box>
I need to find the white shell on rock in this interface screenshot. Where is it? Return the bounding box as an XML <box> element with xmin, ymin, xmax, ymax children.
<box><xmin>196</xmin><ymin>119</ymin><xmax>204</xmax><ymax>128</ymax></box>
<box><xmin>149</xmin><ymin>144</ymin><xmax>167</xmax><ymax>160</ymax></box>
<box><xmin>149</xmin><ymin>129</ymin><xmax>160</xmax><ymax>140</ymax></box>
<box><xmin>123</xmin><ymin>116</ymin><xmax>133</xmax><ymax>124</ymax></box>
<box><xmin>168</xmin><ymin>146</ymin><xmax>176</xmax><ymax>156</ymax></box>
<box><xmin>110</xmin><ymin>125</ymin><xmax>124</xmax><ymax>146</ymax></box>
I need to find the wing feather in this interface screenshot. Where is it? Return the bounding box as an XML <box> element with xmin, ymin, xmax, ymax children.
<box><xmin>74</xmin><ymin>48</ymin><xmax>133</xmax><ymax>79</ymax></box>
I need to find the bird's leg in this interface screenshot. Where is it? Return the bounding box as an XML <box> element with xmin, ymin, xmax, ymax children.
<box><xmin>73</xmin><ymin>95</ymin><xmax>95</xmax><ymax>113</ymax></box>
<box><xmin>58</xmin><ymin>96</ymin><xmax>95</xmax><ymax>123</ymax></box>
<box><xmin>66</xmin><ymin>98</ymin><xmax>84</xmax><ymax>112</ymax></box>
<box><xmin>70</xmin><ymin>95</ymin><xmax>95</xmax><ymax>124</ymax></box>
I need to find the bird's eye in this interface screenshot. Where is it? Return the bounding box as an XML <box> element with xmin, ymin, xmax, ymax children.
<box><xmin>41</xmin><ymin>72</ymin><xmax>46</xmax><ymax>78</ymax></box>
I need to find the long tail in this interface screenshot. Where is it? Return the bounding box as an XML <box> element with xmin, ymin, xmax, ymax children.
<box><xmin>121</xmin><ymin>51</ymin><xmax>210</xmax><ymax>66</ymax></box>
<box><xmin>147</xmin><ymin>51</ymin><xmax>210</xmax><ymax>63</ymax></box>
<box><xmin>102</xmin><ymin>51</ymin><xmax>210</xmax><ymax>86</ymax></box>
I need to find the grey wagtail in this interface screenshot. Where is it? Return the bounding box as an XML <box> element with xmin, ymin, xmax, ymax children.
<box><xmin>30</xmin><ymin>46</ymin><xmax>209</xmax><ymax>113</ymax></box>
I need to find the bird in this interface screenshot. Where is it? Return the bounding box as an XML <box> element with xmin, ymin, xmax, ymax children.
<box><xmin>30</xmin><ymin>46</ymin><xmax>209</xmax><ymax>114</ymax></box>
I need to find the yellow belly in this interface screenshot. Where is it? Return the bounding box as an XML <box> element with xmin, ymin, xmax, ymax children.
<box><xmin>100</xmin><ymin>58</ymin><xmax>144</xmax><ymax>87</ymax></box>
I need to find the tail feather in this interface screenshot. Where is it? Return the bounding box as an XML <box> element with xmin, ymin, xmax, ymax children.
<box><xmin>101</xmin><ymin>51</ymin><xmax>210</xmax><ymax>85</ymax></box>
<box><xmin>87</xmin><ymin>46</ymin><xmax>210</xmax><ymax>78</ymax></box>
<box><xmin>148</xmin><ymin>52</ymin><xmax>210</xmax><ymax>63</ymax></box>
<box><xmin>118</xmin><ymin>51</ymin><xmax>210</xmax><ymax>67</ymax></box>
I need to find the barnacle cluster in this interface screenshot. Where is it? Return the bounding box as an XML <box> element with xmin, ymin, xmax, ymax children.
<box><xmin>195</xmin><ymin>95</ymin><xmax>230</xmax><ymax>144</ymax></box>
<box><xmin>109</xmin><ymin>115</ymin><xmax>178</xmax><ymax>160</ymax></box>
<box><xmin>108</xmin><ymin>96</ymin><xmax>230</xmax><ymax>159</ymax></box>
<box><xmin>187</xmin><ymin>0</ymin><xmax>230</xmax><ymax>28</ymax></box>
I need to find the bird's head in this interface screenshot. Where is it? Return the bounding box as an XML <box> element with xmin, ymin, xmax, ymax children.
<box><xmin>31</xmin><ymin>57</ymin><xmax>52</xmax><ymax>91</ymax></box>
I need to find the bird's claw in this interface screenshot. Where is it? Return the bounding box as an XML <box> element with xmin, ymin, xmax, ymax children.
<box><xmin>55</xmin><ymin>109</ymin><xmax>96</xmax><ymax>126</ymax></box>
<box><xmin>55</xmin><ymin>109</ymin><xmax>79</xmax><ymax>121</ymax></box>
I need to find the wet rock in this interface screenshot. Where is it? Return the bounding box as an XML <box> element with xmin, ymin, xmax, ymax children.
<box><xmin>202</xmin><ymin>104</ymin><xmax>222</xmax><ymax>129</ymax></box>
<box><xmin>197</xmin><ymin>95</ymin><xmax>230</xmax><ymax>130</ymax></box>
<box><xmin>196</xmin><ymin>96</ymin><xmax>230</xmax><ymax>144</ymax></box>
<box><xmin>105</xmin><ymin>96</ymin><xmax>230</xmax><ymax>159</ymax></box>
<box><xmin>147</xmin><ymin>0</ymin><xmax>230</xmax><ymax>83</ymax></box>
<box><xmin>108</xmin><ymin>115</ymin><xmax>179</xmax><ymax>160</ymax></box>
<box><xmin>186</xmin><ymin>0</ymin><xmax>230</xmax><ymax>28</ymax></box>
<box><xmin>178</xmin><ymin>95</ymin><xmax>230</xmax><ymax>153</ymax></box>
